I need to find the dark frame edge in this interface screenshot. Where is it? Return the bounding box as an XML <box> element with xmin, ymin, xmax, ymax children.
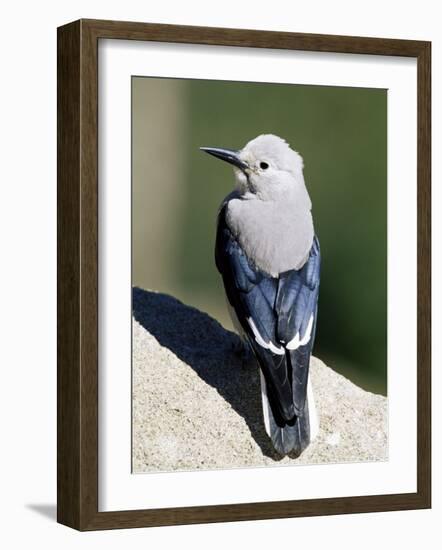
<box><xmin>57</xmin><ymin>18</ymin><xmax>432</xmax><ymax>531</ymax></box>
<box><xmin>416</xmin><ymin>41</ymin><xmax>431</xmax><ymax>510</ymax></box>
<box><xmin>83</xmin><ymin>492</ymin><xmax>429</xmax><ymax>531</ymax></box>
<box><xmin>57</xmin><ymin>20</ymin><xmax>82</xmax><ymax>530</ymax></box>
<box><xmin>57</xmin><ymin>18</ymin><xmax>100</xmax><ymax>531</ymax></box>
<box><xmin>81</xmin><ymin>17</ymin><xmax>428</xmax><ymax>56</ymax></box>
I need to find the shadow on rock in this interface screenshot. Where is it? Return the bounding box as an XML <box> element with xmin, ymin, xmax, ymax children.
<box><xmin>132</xmin><ymin>287</ymin><xmax>282</xmax><ymax>460</ymax></box>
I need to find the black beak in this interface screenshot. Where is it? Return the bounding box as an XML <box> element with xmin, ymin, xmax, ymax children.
<box><xmin>200</xmin><ymin>147</ymin><xmax>248</xmax><ymax>173</ymax></box>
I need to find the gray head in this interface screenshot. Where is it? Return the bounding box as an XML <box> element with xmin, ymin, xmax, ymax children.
<box><xmin>201</xmin><ymin>134</ymin><xmax>309</xmax><ymax>204</ymax></box>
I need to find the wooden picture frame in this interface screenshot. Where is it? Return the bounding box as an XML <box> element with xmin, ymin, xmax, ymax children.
<box><xmin>57</xmin><ymin>18</ymin><xmax>431</xmax><ymax>530</ymax></box>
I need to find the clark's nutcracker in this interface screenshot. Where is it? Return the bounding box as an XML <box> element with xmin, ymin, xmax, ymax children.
<box><xmin>201</xmin><ymin>134</ymin><xmax>320</xmax><ymax>456</ymax></box>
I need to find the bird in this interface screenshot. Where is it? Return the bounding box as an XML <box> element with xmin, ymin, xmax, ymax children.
<box><xmin>200</xmin><ymin>134</ymin><xmax>321</xmax><ymax>457</ymax></box>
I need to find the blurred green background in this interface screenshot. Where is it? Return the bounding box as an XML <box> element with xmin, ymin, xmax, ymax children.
<box><xmin>132</xmin><ymin>77</ymin><xmax>387</xmax><ymax>395</ymax></box>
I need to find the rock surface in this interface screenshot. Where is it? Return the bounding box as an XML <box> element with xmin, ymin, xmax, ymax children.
<box><xmin>132</xmin><ymin>287</ymin><xmax>388</xmax><ymax>472</ymax></box>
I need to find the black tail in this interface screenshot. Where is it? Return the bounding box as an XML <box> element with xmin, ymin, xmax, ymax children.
<box><xmin>259</xmin><ymin>371</ymin><xmax>311</xmax><ymax>456</ymax></box>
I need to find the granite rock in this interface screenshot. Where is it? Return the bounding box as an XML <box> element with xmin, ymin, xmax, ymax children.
<box><xmin>132</xmin><ymin>287</ymin><xmax>388</xmax><ymax>472</ymax></box>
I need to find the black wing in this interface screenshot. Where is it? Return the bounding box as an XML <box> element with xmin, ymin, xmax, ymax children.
<box><xmin>215</xmin><ymin>205</ymin><xmax>320</xmax><ymax>454</ymax></box>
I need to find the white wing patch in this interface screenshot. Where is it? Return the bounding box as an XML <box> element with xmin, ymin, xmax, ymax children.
<box><xmin>247</xmin><ymin>315</ymin><xmax>314</xmax><ymax>354</ymax></box>
<box><xmin>247</xmin><ymin>317</ymin><xmax>285</xmax><ymax>355</ymax></box>
<box><xmin>259</xmin><ymin>370</ymin><xmax>271</xmax><ymax>436</ymax></box>
<box><xmin>286</xmin><ymin>314</ymin><xmax>314</xmax><ymax>351</ymax></box>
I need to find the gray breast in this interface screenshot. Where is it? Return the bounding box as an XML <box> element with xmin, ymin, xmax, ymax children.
<box><xmin>226</xmin><ymin>197</ymin><xmax>314</xmax><ymax>277</ymax></box>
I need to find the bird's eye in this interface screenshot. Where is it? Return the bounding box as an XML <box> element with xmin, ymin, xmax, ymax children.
<box><xmin>260</xmin><ymin>162</ymin><xmax>269</xmax><ymax>170</ymax></box>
